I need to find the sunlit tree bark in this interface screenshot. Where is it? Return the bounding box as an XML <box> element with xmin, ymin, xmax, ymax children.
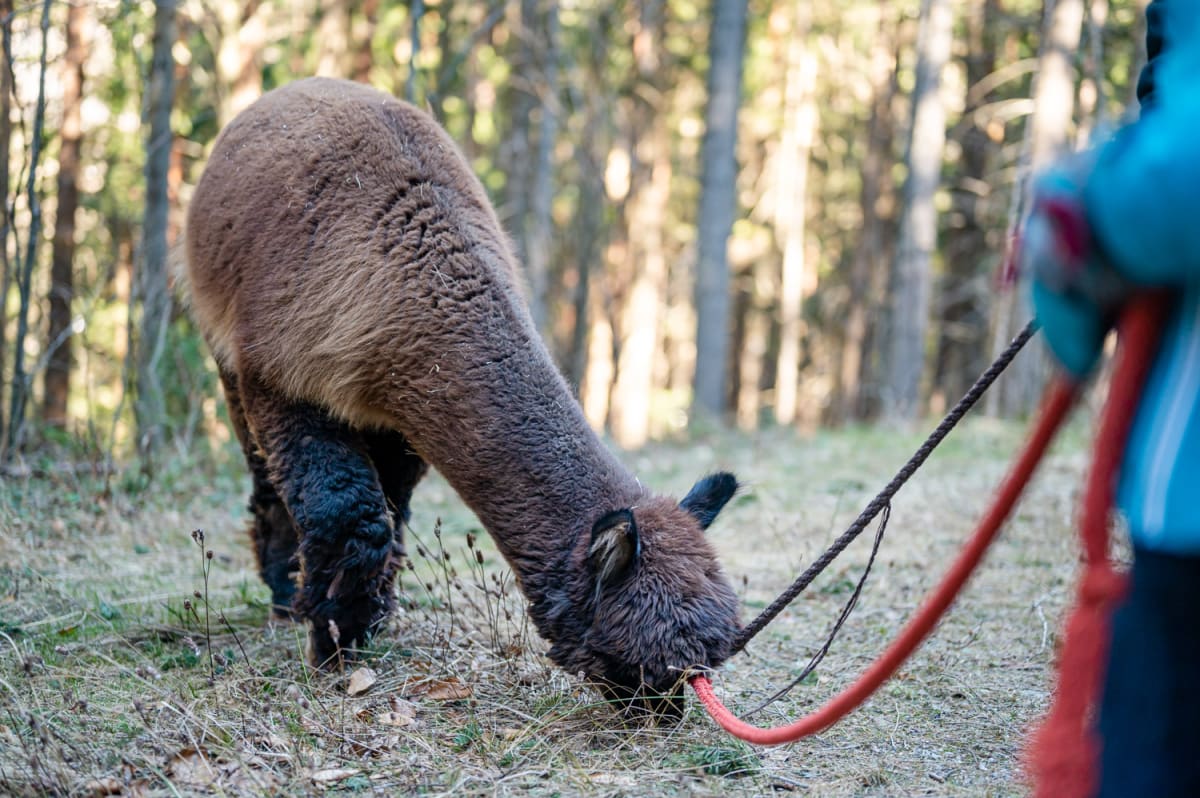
<box><xmin>692</xmin><ymin>0</ymin><xmax>748</xmax><ymax>423</ymax></box>
<box><xmin>565</xmin><ymin>19</ymin><xmax>612</xmax><ymax>391</ymax></box>
<box><xmin>4</xmin><ymin>0</ymin><xmax>51</xmax><ymax>460</ymax></box>
<box><xmin>351</xmin><ymin>0</ymin><xmax>379</xmax><ymax>83</ymax></box>
<box><xmin>0</xmin><ymin>0</ymin><xmax>14</xmax><ymax>437</ymax></box>
<box><xmin>43</xmin><ymin>0</ymin><xmax>90</xmax><ymax>429</ymax></box>
<box><xmin>882</xmin><ymin>0</ymin><xmax>952</xmax><ymax>422</ymax></box>
<box><xmin>1075</xmin><ymin>0</ymin><xmax>1107</xmax><ymax>146</ymax></box>
<box><xmin>772</xmin><ymin>2</ymin><xmax>816</xmax><ymax>426</ymax></box>
<box><xmin>835</xmin><ymin>6</ymin><xmax>898</xmax><ymax>423</ymax></box>
<box><xmin>525</xmin><ymin>0</ymin><xmax>559</xmax><ymax>340</ymax></box>
<box><xmin>134</xmin><ymin>0</ymin><xmax>178</xmax><ymax>460</ymax></box>
<box><xmin>933</xmin><ymin>0</ymin><xmax>1001</xmax><ymax>410</ymax></box>
<box><xmin>610</xmin><ymin>0</ymin><xmax>668</xmax><ymax>448</ymax></box>
<box><xmin>216</xmin><ymin>0</ymin><xmax>266</xmax><ymax>122</ymax></box>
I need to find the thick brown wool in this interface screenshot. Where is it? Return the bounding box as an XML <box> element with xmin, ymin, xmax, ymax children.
<box><xmin>185</xmin><ymin>78</ymin><xmax>741</xmax><ymax>710</ymax></box>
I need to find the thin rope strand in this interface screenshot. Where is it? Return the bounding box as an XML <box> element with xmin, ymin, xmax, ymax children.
<box><xmin>745</xmin><ymin>503</ymin><xmax>891</xmax><ymax>716</ymax></box>
<box><xmin>734</xmin><ymin>319</ymin><xmax>1039</xmax><ymax>654</ymax></box>
<box><xmin>693</xmin><ymin>376</ymin><xmax>1079</xmax><ymax>745</ymax></box>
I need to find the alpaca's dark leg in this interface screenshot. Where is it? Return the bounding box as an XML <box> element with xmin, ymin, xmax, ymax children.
<box><xmin>219</xmin><ymin>368</ymin><xmax>300</xmax><ymax>617</ymax></box>
<box><xmin>363</xmin><ymin>431</ymin><xmax>428</xmax><ymax>541</ymax></box>
<box><xmin>239</xmin><ymin>381</ymin><xmax>402</xmax><ymax>667</ymax></box>
<box><xmin>363</xmin><ymin>432</ymin><xmax>428</xmax><ymax>612</ymax></box>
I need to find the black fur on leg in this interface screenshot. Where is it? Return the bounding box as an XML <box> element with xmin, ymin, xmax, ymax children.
<box><xmin>241</xmin><ymin>381</ymin><xmax>402</xmax><ymax>667</ymax></box>
<box><xmin>247</xmin><ymin>464</ymin><xmax>301</xmax><ymax>617</ymax></box>
<box><xmin>364</xmin><ymin>430</ymin><xmax>428</xmax><ymax>547</ymax></box>
<box><xmin>220</xmin><ymin>367</ymin><xmax>301</xmax><ymax>617</ymax></box>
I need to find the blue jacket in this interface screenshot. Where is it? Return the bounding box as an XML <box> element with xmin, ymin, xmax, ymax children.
<box><xmin>1086</xmin><ymin>1</ymin><xmax>1200</xmax><ymax>552</ymax></box>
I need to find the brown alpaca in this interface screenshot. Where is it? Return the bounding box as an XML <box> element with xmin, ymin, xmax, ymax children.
<box><xmin>185</xmin><ymin>77</ymin><xmax>741</xmax><ymax>712</ymax></box>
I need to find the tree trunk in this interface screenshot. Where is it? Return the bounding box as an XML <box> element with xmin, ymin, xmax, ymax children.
<box><xmin>1075</xmin><ymin>0</ymin><xmax>1107</xmax><ymax>147</ymax></box>
<box><xmin>734</xmin><ymin>270</ymin><xmax>770</xmax><ymax>429</ymax></box>
<box><xmin>835</xmin><ymin>7</ymin><xmax>899</xmax><ymax>424</ymax></box>
<box><xmin>581</xmin><ymin>278</ymin><xmax>615</xmax><ymax>430</ymax></box>
<box><xmin>611</xmin><ymin>125</ymin><xmax>670</xmax><ymax>448</ymax></box>
<box><xmin>933</xmin><ymin>0</ymin><xmax>999</xmax><ymax>410</ymax></box>
<box><xmin>988</xmin><ymin>0</ymin><xmax>1084</xmax><ymax>418</ymax></box>
<box><xmin>609</xmin><ymin>0</ymin><xmax>668</xmax><ymax>448</ymax></box>
<box><xmin>407</xmin><ymin>0</ymin><xmax>424</xmax><ymax>103</ymax></box>
<box><xmin>43</xmin><ymin>0</ymin><xmax>90</xmax><ymax>429</ymax></box>
<box><xmin>316</xmin><ymin>0</ymin><xmax>353</xmax><ymax>78</ymax></box>
<box><xmin>135</xmin><ymin>0</ymin><xmax>178</xmax><ymax>461</ymax></box>
<box><xmin>525</xmin><ymin>0</ymin><xmax>560</xmax><ymax>341</ymax></box>
<box><xmin>500</xmin><ymin>0</ymin><xmax>558</xmax><ymax>340</ymax></box>
<box><xmin>882</xmin><ymin>0</ymin><xmax>952</xmax><ymax>422</ymax></box>
<box><xmin>500</xmin><ymin>4</ymin><xmax>534</xmax><ymax>244</ymax></box>
<box><xmin>692</xmin><ymin>0</ymin><xmax>748</xmax><ymax>423</ymax></box>
<box><xmin>351</xmin><ymin>0</ymin><xmax>379</xmax><ymax>83</ymax></box>
<box><xmin>4</xmin><ymin>0</ymin><xmax>51</xmax><ymax>460</ymax></box>
<box><xmin>772</xmin><ymin>2</ymin><xmax>816</xmax><ymax>426</ymax></box>
<box><xmin>0</xmin><ymin>0</ymin><xmax>14</xmax><ymax>437</ymax></box>
<box><xmin>566</xmin><ymin>34</ymin><xmax>611</xmax><ymax>391</ymax></box>
<box><xmin>216</xmin><ymin>0</ymin><xmax>265</xmax><ymax>123</ymax></box>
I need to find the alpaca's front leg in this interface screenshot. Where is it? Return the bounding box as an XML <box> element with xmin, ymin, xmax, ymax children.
<box><xmin>363</xmin><ymin>429</ymin><xmax>428</xmax><ymax>548</ymax></box>
<box><xmin>219</xmin><ymin>367</ymin><xmax>300</xmax><ymax>617</ymax></box>
<box><xmin>240</xmin><ymin>377</ymin><xmax>403</xmax><ymax>668</ymax></box>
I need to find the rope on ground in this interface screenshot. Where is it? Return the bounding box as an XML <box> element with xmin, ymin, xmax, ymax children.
<box><xmin>732</xmin><ymin>318</ymin><xmax>1040</xmax><ymax>655</ymax></box>
<box><xmin>693</xmin><ymin>375</ymin><xmax>1080</xmax><ymax>745</ymax></box>
<box><xmin>744</xmin><ymin>504</ymin><xmax>891</xmax><ymax>717</ymax></box>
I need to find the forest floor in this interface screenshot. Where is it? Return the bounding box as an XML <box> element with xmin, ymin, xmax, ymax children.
<box><xmin>0</xmin><ymin>410</ymin><xmax>1104</xmax><ymax>797</ymax></box>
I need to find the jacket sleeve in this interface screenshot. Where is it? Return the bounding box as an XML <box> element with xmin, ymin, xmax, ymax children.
<box><xmin>1085</xmin><ymin>1</ymin><xmax>1200</xmax><ymax>285</ymax></box>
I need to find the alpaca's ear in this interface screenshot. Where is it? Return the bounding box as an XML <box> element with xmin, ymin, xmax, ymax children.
<box><xmin>680</xmin><ymin>472</ymin><xmax>738</xmax><ymax>530</ymax></box>
<box><xmin>589</xmin><ymin>509</ymin><xmax>639</xmax><ymax>588</ymax></box>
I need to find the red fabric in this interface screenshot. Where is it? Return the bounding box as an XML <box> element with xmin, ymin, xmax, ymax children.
<box><xmin>1027</xmin><ymin>296</ymin><xmax>1168</xmax><ymax>798</ymax></box>
<box><xmin>1042</xmin><ymin>196</ymin><xmax>1092</xmax><ymax>267</ymax></box>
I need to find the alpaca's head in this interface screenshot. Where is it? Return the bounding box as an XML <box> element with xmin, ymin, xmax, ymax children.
<box><xmin>549</xmin><ymin>473</ymin><xmax>742</xmax><ymax>718</ymax></box>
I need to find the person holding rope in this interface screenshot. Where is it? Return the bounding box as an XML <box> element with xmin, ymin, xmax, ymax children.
<box><xmin>1021</xmin><ymin>1</ymin><xmax>1200</xmax><ymax>795</ymax></box>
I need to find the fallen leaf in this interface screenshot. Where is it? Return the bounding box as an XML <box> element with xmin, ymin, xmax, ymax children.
<box><xmin>346</xmin><ymin>666</ymin><xmax>377</xmax><ymax>696</ymax></box>
<box><xmin>249</xmin><ymin>732</ymin><xmax>289</xmax><ymax>751</ymax></box>
<box><xmin>311</xmin><ymin>768</ymin><xmax>359</xmax><ymax>784</ymax></box>
<box><xmin>388</xmin><ymin>696</ymin><xmax>418</xmax><ymax>718</ymax></box>
<box><xmin>167</xmin><ymin>748</ymin><xmax>217</xmax><ymax>789</ymax></box>
<box><xmin>351</xmin><ymin>734</ymin><xmax>400</xmax><ymax>756</ymax></box>
<box><xmin>83</xmin><ymin>778</ymin><xmax>123</xmax><ymax>796</ymax></box>
<box><xmin>222</xmin><ymin>759</ymin><xmax>281</xmax><ymax>793</ymax></box>
<box><xmin>377</xmin><ymin>710</ymin><xmax>416</xmax><ymax>727</ymax></box>
<box><xmin>409</xmin><ymin>677</ymin><xmax>472</xmax><ymax>702</ymax></box>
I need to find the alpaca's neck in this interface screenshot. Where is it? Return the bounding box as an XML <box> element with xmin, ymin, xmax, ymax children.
<box><xmin>387</xmin><ymin>314</ymin><xmax>643</xmax><ymax>596</ymax></box>
<box><xmin>432</xmin><ymin>382</ymin><xmax>642</xmax><ymax>583</ymax></box>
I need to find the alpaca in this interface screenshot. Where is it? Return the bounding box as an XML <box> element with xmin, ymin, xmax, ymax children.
<box><xmin>185</xmin><ymin>77</ymin><xmax>741</xmax><ymax>712</ymax></box>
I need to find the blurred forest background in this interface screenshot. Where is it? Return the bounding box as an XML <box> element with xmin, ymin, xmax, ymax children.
<box><xmin>0</xmin><ymin>0</ymin><xmax>1147</xmax><ymax>468</ymax></box>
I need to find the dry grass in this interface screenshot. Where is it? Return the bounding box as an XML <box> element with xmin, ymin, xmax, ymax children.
<box><xmin>0</xmin><ymin>415</ymin><xmax>1098</xmax><ymax>796</ymax></box>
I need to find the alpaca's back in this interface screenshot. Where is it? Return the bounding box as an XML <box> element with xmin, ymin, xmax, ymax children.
<box><xmin>186</xmin><ymin>77</ymin><xmax>534</xmax><ymax>431</ymax></box>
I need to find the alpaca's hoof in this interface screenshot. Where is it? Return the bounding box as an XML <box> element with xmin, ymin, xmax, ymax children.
<box><xmin>305</xmin><ymin>625</ymin><xmax>344</xmax><ymax>671</ymax></box>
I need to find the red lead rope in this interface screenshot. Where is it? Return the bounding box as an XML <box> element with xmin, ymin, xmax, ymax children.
<box><xmin>691</xmin><ymin>296</ymin><xmax>1166</xmax><ymax>760</ymax></box>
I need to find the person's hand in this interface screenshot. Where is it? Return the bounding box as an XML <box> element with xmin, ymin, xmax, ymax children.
<box><xmin>1021</xmin><ymin>155</ymin><xmax>1130</xmax><ymax>379</ymax></box>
